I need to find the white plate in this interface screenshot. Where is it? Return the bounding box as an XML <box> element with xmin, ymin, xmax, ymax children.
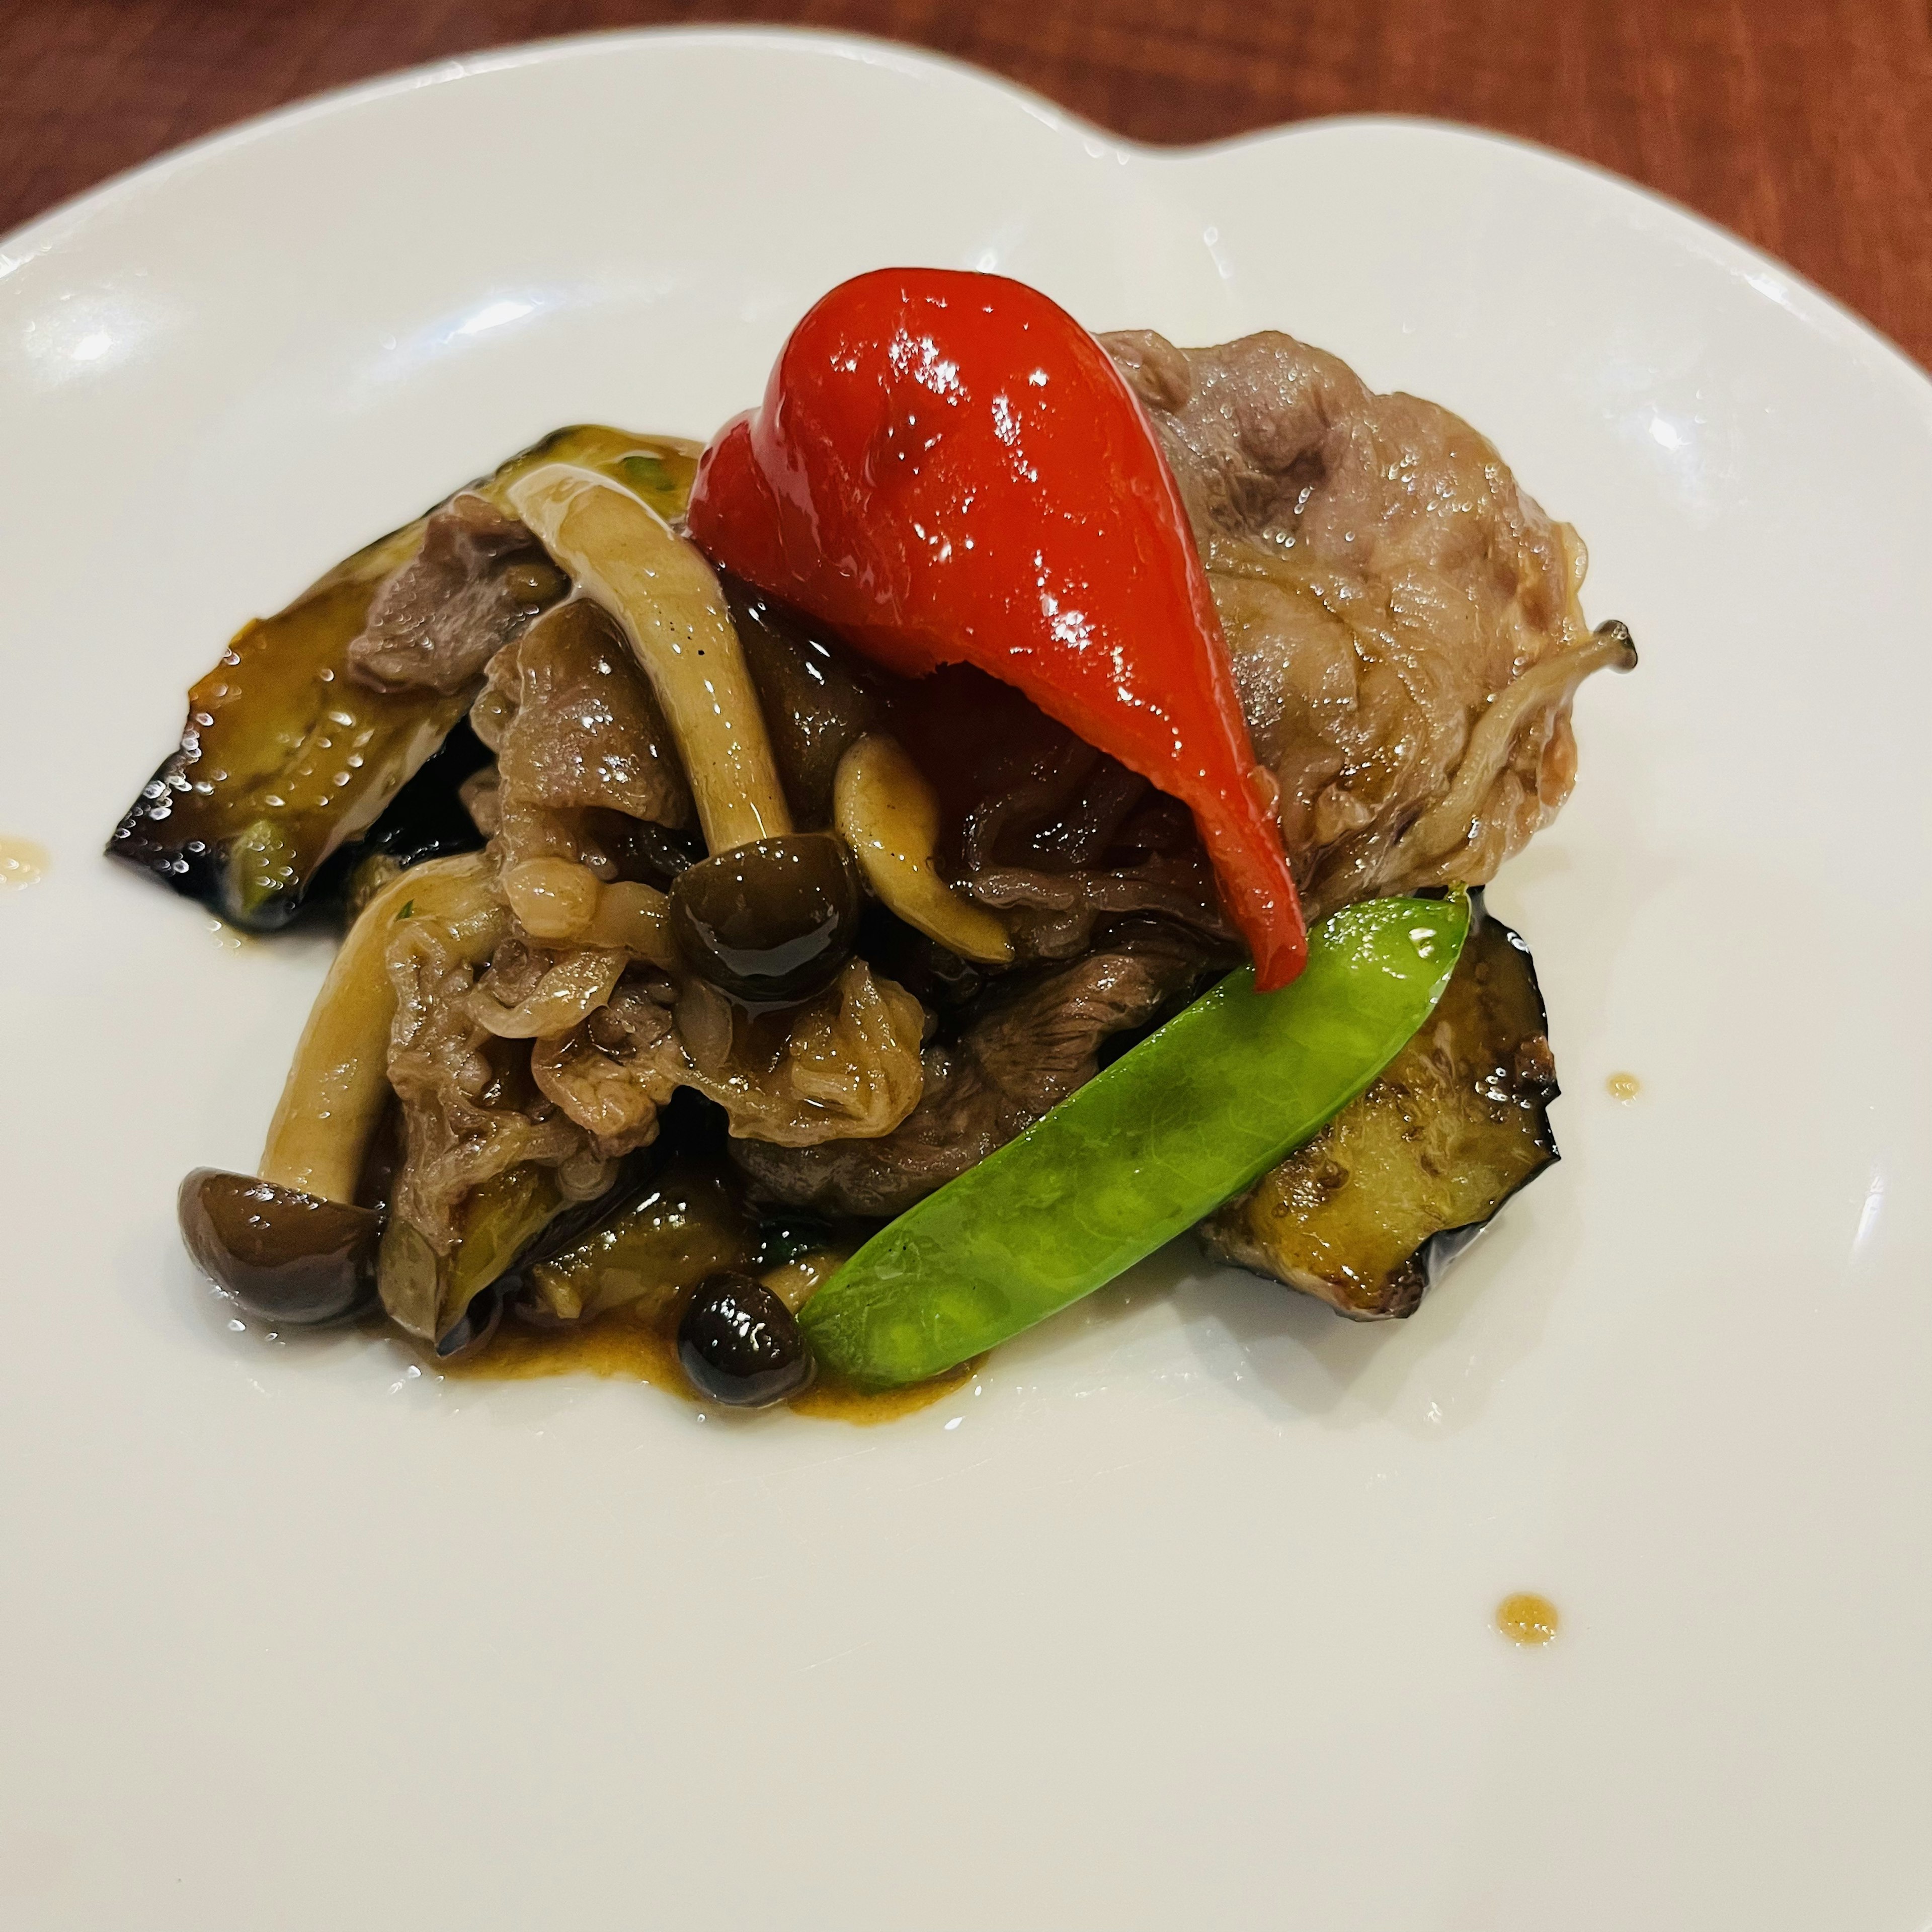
<box><xmin>3</xmin><ymin>28</ymin><xmax>1928</xmax><ymax>1930</ymax></box>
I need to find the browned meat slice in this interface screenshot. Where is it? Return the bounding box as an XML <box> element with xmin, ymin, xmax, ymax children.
<box><xmin>529</xmin><ymin>959</ymin><xmax>925</xmax><ymax>1156</ymax></box>
<box><xmin>884</xmin><ymin>664</ymin><xmax>1235</xmax><ymax>961</ymax></box>
<box><xmin>472</xmin><ymin>597</ymin><xmax>694</xmax><ymax>853</ymax></box>
<box><xmin>1104</xmin><ymin>330</ymin><xmax>1633</xmax><ymax>919</ymax></box>
<box><xmin>730</xmin><ymin>923</ymin><xmax>1215</xmax><ymax>1218</ymax></box>
<box><xmin>347</xmin><ymin>493</ymin><xmax>567</xmax><ymax>695</ymax></box>
<box><xmin>721</xmin><ymin>572</ymin><xmax>883</xmax><ymax>829</ymax></box>
<box><xmin>384</xmin><ymin>899</ymin><xmax>593</xmax><ymax>1252</ymax></box>
<box><xmin>956</xmin><ymin>747</ymin><xmax>1232</xmax><ymax>960</ymax></box>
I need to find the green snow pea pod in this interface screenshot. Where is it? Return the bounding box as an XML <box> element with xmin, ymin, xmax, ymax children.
<box><xmin>799</xmin><ymin>891</ymin><xmax>1470</xmax><ymax>1388</ymax></box>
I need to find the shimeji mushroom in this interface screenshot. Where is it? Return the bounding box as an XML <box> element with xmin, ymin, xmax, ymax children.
<box><xmin>179</xmin><ymin>853</ymin><xmax>502</xmax><ymax>1324</ymax></box>
<box><xmin>833</xmin><ymin>734</ymin><xmax>1013</xmax><ymax>965</ymax></box>
<box><xmin>507</xmin><ymin>465</ymin><xmax>865</xmax><ymax>1001</ymax></box>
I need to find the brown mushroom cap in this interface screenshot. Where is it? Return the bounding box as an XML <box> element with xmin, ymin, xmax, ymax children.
<box><xmin>668</xmin><ymin>833</ymin><xmax>864</xmax><ymax>1002</ymax></box>
<box><xmin>179</xmin><ymin>1168</ymin><xmax>380</xmax><ymax>1326</ymax></box>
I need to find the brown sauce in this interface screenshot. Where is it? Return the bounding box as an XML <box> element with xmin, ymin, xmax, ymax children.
<box><xmin>439</xmin><ymin>1306</ymin><xmax>979</xmax><ymax>1425</ymax></box>
<box><xmin>0</xmin><ymin>835</ymin><xmax>48</xmax><ymax>888</ymax></box>
<box><xmin>1605</xmin><ymin>1071</ymin><xmax>1642</xmax><ymax>1101</ymax></box>
<box><xmin>1495</xmin><ymin>1591</ymin><xmax>1560</xmax><ymax>1645</ymax></box>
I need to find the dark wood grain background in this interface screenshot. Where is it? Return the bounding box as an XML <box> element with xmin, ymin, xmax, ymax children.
<box><xmin>3</xmin><ymin>0</ymin><xmax>1928</xmax><ymax>368</ymax></box>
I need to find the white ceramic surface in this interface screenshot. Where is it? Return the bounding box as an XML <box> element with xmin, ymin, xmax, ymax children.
<box><xmin>2</xmin><ymin>28</ymin><xmax>1928</xmax><ymax>1930</ymax></box>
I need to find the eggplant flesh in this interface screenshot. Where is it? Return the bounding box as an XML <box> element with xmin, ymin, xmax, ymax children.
<box><xmin>524</xmin><ymin>1158</ymin><xmax>756</xmax><ymax>1326</ymax></box>
<box><xmin>107</xmin><ymin>426</ymin><xmax>699</xmax><ymax>931</ymax></box>
<box><xmin>1199</xmin><ymin>892</ymin><xmax>1559</xmax><ymax>1320</ymax></box>
<box><xmin>378</xmin><ymin>1162</ymin><xmax>570</xmax><ymax>1344</ymax></box>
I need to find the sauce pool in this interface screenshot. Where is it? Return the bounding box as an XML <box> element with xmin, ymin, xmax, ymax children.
<box><xmin>1495</xmin><ymin>1592</ymin><xmax>1560</xmax><ymax>1645</ymax></box>
<box><xmin>440</xmin><ymin>1306</ymin><xmax>979</xmax><ymax>1425</ymax></box>
<box><xmin>0</xmin><ymin>835</ymin><xmax>48</xmax><ymax>888</ymax></box>
<box><xmin>1605</xmin><ymin>1071</ymin><xmax>1642</xmax><ymax>1101</ymax></box>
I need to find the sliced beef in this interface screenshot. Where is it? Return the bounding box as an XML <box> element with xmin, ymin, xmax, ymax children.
<box><xmin>957</xmin><ymin>750</ymin><xmax>1233</xmax><ymax>959</ymax></box>
<box><xmin>529</xmin><ymin>959</ymin><xmax>926</xmax><ymax>1157</ymax></box>
<box><xmin>1103</xmin><ymin>330</ymin><xmax>1631</xmax><ymax>919</ymax></box>
<box><xmin>348</xmin><ymin>493</ymin><xmax>567</xmax><ymax>695</ymax></box>
<box><xmin>885</xmin><ymin>663</ymin><xmax>1235</xmax><ymax>962</ymax></box>
<box><xmin>730</xmin><ymin>923</ymin><xmax>1215</xmax><ymax>1218</ymax></box>
<box><xmin>477</xmin><ymin>597</ymin><xmax>693</xmax><ymax>831</ymax></box>
<box><xmin>466</xmin><ymin>596</ymin><xmax>695</xmax><ymax>889</ymax></box>
<box><xmin>384</xmin><ymin>903</ymin><xmax>589</xmax><ymax>1252</ymax></box>
<box><xmin>721</xmin><ymin>571</ymin><xmax>881</xmax><ymax>829</ymax></box>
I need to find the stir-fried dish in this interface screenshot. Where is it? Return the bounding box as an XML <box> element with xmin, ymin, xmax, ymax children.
<box><xmin>117</xmin><ymin>270</ymin><xmax>1634</xmax><ymax>1412</ymax></box>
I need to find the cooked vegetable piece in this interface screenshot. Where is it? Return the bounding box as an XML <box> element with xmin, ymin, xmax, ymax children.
<box><xmin>336</xmin><ymin>716</ymin><xmax>495</xmax><ymax>916</ymax></box>
<box><xmin>526</xmin><ymin>1158</ymin><xmax>754</xmax><ymax>1324</ymax></box>
<box><xmin>801</xmin><ymin>893</ymin><xmax>1468</xmax><ymax>1388</ymax></box>
<box><xmin>379</xmin><ymin>1161</ymin><xmax>566</xmax><ymax>1343</ymax></box>
<box><xmin>685</xmin><ymin>268</ymin><xmax>1307</xmax><ymax>988</ymax></box>
<box><xmin>666</xmin><ymin>833</ymin><xmax>864</xmax><ymax>1001</ymax></box>
<box><xmin>109</xmin><ymin>427</ymin><xmax>697</xmax><ymax>930</ymax></box>
<box><xmin>834</xmin><ymin>734</ymin><xmax>1012</xmax><ymax>964</ymax></box>
<box><xmin>493</xmin><ymin>1145</ymin><xmax>663</xmax><ymax>1293</ymax></box>
<box><xmin>348</xmin><ymin>716</ymin><xmax>494</xmax><ymax>871</ymax></box>
<box><xmin>506</xmin><ymin>463</ymin><xmax>789</xmax><ymax>853</ymax></box>
<box><xmin>1199</xmin><ymin>896</ymin><xmax>1558</xmax><ymax>1318</ymax></box>
<box><xmin>678</xmin><ymin>1271</ymin><xmax>815</xmax><ymax>1407</ymax></box>
<box><xmin>178</xmin><ymin>1169</ymin><xmax>379</xmax><ymax>1326</ymax></box>
<box><xmin>431</xmin><ymin>1282</ymin><xmax>507</xmax><ymax>1362</ymax></box>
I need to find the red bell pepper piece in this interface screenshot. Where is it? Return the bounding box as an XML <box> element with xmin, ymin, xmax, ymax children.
<box><xmin>686</xmin><ymin>269</ymin><xmax>1308</xmax><ymax>989</ymax></box>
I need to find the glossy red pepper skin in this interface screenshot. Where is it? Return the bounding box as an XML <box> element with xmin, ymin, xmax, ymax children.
<box><xmin>685</xmin><ymin>269</ymin><xmax>1308</xmax><ymax>990</ymax></box>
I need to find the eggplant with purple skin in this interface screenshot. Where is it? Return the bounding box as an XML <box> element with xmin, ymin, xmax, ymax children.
<box><xmin>1197</xmin><ymin>892</ymin><xmax>1559</xmax><ymax>1319</ymax></box>
<box><xmin>520</xmin><ymin>1157</ymin><xmax>757</xmax><ymax>1327</ymax></box>
<box><xmin>108</xmin><ymin>427</ymin><xmax>699</xmax><ymax>931</ymax></box>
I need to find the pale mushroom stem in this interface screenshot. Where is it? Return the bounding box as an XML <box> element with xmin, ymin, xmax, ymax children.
<box><xmin>835</xmin><ymin>734</ymin><xmax>1013</xmax><ymax>964</ymax></box>
<box><xmin>507</xmin><ymin>463</ymin><xmax>793</xmax><ymax>855</ymax></box>
<box><xmin>259</xmin><ymin>852</ymin><xmax>502</xmax><ymax>1202</ymax></box>
<box><xmin>1388</xmin><ymin>620</ymin><xmax>1638</xmax><ymax>871</ymax></box>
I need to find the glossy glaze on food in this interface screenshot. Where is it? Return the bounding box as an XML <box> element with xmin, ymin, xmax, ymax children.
<box><xmin>1200</xmin><ymin>894</ymin><xmax>1560</xmax><ymax>1319</ymax></box>
<box><xmin>139</xmin><ymin>281</ymin><xmax>1628</xmax><ymax>1412</ymax></box>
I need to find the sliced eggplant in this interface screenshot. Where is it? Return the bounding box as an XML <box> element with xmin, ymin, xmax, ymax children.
<box><xmin>377</xmin><ymin>1162</ymin><xmax>570</xmax><ymax>1346</ymax></box>
<box><xmin>332</xmin><ymin>715</ymin><xmax>494</xmax><ymax>917</ymax></box>
<box><xmin>1198</xmin><ymin>892</ymin><xmax>1559</xmax><ymax>1319</ymax></box>
<box><xmin>108</xmin><ymin>426</ymin><xmax>699</xmax><ymax>930</ymax></box>
<box><xmin>523</xmin><ymin>1157</ymin><xmax>756</xmax><ymax>1326</ymax></box>
<box><xmin>380</xmin><ymin>1141</ymin><xmax>676</xmax><ymax>1350</ymax></box>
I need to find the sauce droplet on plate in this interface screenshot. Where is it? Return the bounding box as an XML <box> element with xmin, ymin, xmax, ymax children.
<box><xmin>1496</xmin><ymin>1592</ymin><xmax>1560</xmax><ymax>1645</ymax></box>
<box><xmin>1605</xmin><ymin>1071</ymin><xmax>1642</xmax><ymax>1101</ymax></box>
<box><xmin>205</xmin><ymin>918</ymin><xmax>253</xmax><ymax>952</ymax></box>
<box><xmin>0</xmin><ymin>835</ymin><xmax>49</xmax><ymax>888</ymax></box>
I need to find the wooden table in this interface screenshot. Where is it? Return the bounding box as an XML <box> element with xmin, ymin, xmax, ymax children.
<box><xmin>3</xmin><ymin>0</ymin><xmax>1927</xmax><ymax>369</ymax></box>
